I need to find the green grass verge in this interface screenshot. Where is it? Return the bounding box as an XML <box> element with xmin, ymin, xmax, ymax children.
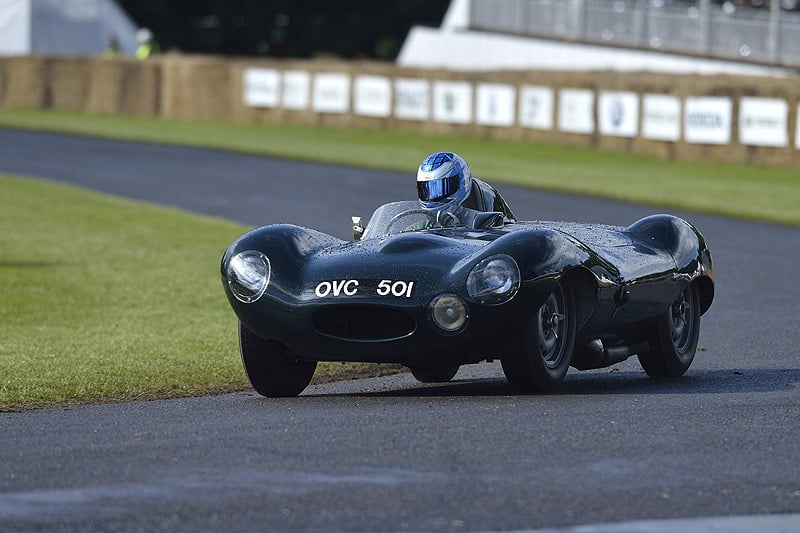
<box><xmin>0</xmin><ymin>175</ymin><xmax>398</xmax><ymax>411</ymax></box>
<box><xmin>0</xmin><ymin>108</ymin><xmax>798</xmax><ymax>226</ymax></box>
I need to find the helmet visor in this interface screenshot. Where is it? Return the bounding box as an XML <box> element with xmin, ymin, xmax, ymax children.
<box><xmin>417</xmin><ymin>175</ymin><xmax>461</xmax><ymax>203</ymax></box>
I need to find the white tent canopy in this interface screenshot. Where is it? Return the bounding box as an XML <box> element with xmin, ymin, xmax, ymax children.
<box><xmin>0</xmin><ymin>0</ymin><xmax>139</xmax><ymax>57</ymax></box>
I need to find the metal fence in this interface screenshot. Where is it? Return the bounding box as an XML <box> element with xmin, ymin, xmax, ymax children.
<box><xmin>469</xmin><ymin>0</ymin><xmax>800</xmax><ymax>67</ymax></box>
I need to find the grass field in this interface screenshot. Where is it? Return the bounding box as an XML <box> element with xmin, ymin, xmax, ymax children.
<box><xmin>0</xmin><ymin>108</ymin><xmax>798</xmax><ymax>227</ymax></box>
<box><xmin>0</xmin><ymin>174</ymin><xmax>397</xmax><ymax>411</ymax></box>
<box><xmin>0</xmin><ymin>108</ymin><xmax>797</xmax><ymax>410</ymax></box>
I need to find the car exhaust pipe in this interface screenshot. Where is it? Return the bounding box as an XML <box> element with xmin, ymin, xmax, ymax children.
<box><xmin>580</xmin><ymin>339</ymin><xmax>651</xmax><ymax>368</ymax></box>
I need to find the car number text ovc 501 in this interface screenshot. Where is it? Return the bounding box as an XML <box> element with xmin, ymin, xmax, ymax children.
<box><xmin>314</xmin><ymin>279</ymin><xmax>415</xmax><ymax>298</ymax></box>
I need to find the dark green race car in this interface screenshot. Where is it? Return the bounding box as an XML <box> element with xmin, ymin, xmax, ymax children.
<box><xmin>221</xmin><ymin>200</ymin><xmax>714</xmax><ymax>397</ymax></box>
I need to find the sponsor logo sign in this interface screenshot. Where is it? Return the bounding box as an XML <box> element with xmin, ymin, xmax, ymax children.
<box><xmin>797</xmin><ymin>104</ymin><xmax>800</xmax><ymax>150</ymax></box>
<box><xmin>642</xmin><ymin>94</ymin><xmax>681</xmax><ymax>141</ymax></box>
<box><xmin>739</xmin><ymin>97</ymin><xmax>788</xmax><ymax>147</ymax></box>
<box><xmin>354</xmin><ymin>75</ymin><xmax>392</xmax><ymax>118</ymax></box>
<box><xmin>282</xmin><ymin>70</ymin><xmax>310</xmax><ymax>110</ymax></box>
<box><xmin>684</xmin><ymin>97</ymin><xmax>732</xmax><ymax>145</ymax></box>
<box><xmin>558</xmin><ymin>89</ymin><xmax>595</xmax><ymax>134</ymax></box>
<box><xmin>598</xmin><ymin>91</ymin><xmax>639</xmax><ymax>138</ymax></box>
<box><xmin>519</xmin><ymin>85</ymin><xmax>554</xmax><ymax>130</ymax></box>
<box><xmin>243</xmin><ymin>68</ymin><xmax>281</xmax><ymax>108</ymax></box>
<box><xmin>476</xmin><ymin>83</ymin><xmax>516</xmax><ymax>127</ymax></box>
<box><xmin>394</xmin><ymin>78</ymin><xmax>430</xmax><ymax>121</ymax></box>
<box><xmin>312</xmin><ymin>72</ymin><xmax>350</xmax><ymax>114</ymax></box>
<box><xmin>433</xmin><ymin>81</ymin><xmax>473</xmax><ymax>124</ymax></box>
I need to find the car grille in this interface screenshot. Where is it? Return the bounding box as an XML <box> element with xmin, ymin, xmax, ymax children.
<box><xmin>312</xmin><ymin>306</ymin><xmax>416</xmax><ymax>341</ymax></box>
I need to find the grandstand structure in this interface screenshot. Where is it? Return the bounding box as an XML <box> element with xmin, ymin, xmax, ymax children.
<box><xmin>398</xmin><ymin>0</ymin><xmax>799</xmax><ymax>76</ymax></box>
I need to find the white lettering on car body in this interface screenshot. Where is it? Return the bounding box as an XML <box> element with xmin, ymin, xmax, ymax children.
<box><xmin>315</xmin><ymin>280</ymin><xmax>414</xmax><ymax>298</ymax></box>
<box><xmin>315</xmin><ymin>280</ymin><xmax>360</xmax><ymax>297</ymax></box>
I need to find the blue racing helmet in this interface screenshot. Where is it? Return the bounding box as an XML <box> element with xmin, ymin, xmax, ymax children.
<box><xmin>416</xmin><ymin>152</ymin><xmax>472</xmax><ymax>210</ymax></box>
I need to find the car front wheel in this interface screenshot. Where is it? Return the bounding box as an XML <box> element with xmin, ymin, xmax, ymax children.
<box><xmin>637</xmin><ymin>283</ymin><xmax>700</xmax><ymax>378</ymax></box>
<box><xmin>239</xmin><ymin>322</ymin><xmax>317</xmax><ymax>397</ymax></box>
<box><xmin>501</xmin><ymin>281</ymin><xmax>576</xmax><ymax>393</ymax></box>
<box><xmin>409</xmin><ymin>364</ymin><xmax>460</xmax><ymax>383</ymax></box>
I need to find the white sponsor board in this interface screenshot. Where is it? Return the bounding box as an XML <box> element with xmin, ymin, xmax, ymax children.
<box><xmin>797</xmin><ymin>104</ymin><xmax>800</xmax><ymax>150</ymax></box>
<box><xmin>243</xmin><ymin>68</ymin><xmax>281</xmax><ymax>108</ymax></box>
<box><xmin>394</xmin><ymin>78</ymin><xmax>430</xmax><ymax>121</ymax></box>
<box><xmin>684</xmin><ymin>97</ymin><xmax>732</xmax><ymax>145</ymax></box>
<box><xmin>312</xmin><ymin>72</ymin><xmax>350</xmax><ymax>114</ymax></box>
<box><xmin>282</xmin><ymin>70</ymin><xmax>310</xmax><ymax>110</ymax></box>
<box><xmin>642</xmin><ymin>94</ymin><xmax>681</xmax><ymax>141</ymax></box>
<box><xmin>354</xmin><ymin>75</ymin><xmax>392</xmax><ymax>118</ymax></box>
<box><xmin>598</xmin><ymin>91</ymin><xmax>639</xmax><ymax>138</ymax></box>
<box><xmin>433</xmin><ymin>81</ymin><xmax>472</xmax><ymax>124</ymax></box>
<box><xmin>739</xmin><ymin>97</ymin><xmax>788</xmax><ymax>147</ymax></box>
<box><xmin>519</xmin><ymin>85</ymin><xmax>554</xmax><ymax>130</ymax></box>
<box><xmin>558</xmin><ymin>89</ymin><xmax>595</xmax><ymax>134</ymax></box>
<box><xmin>476</xmin><ymin>83</ymin><xmax>516</xmax><ymax>127</ymax></box>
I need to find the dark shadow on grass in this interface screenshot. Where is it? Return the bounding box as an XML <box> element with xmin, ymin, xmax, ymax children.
<box><xmin>301</xmin><ymin>367</ymin><xmax>800</xmax><ymax>399</ymax></box>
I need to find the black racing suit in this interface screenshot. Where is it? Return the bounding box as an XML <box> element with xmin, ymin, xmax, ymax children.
<box><xmin>460</xmin><ymin>177</ymin><xmax>516</xmax><ymax>221</ymax></box>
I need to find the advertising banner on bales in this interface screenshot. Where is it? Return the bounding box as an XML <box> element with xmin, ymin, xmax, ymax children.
<box><xmin>312</xmin><ymin>72</ymin><xmax>350</xmax><ymax>114</ymax></box>
<box><xmin>739</xmin><ymin>97</ymin><xmax>789</xmax><ymax>147</ymax></box>
<box><xmin>797</xmin><ymin>104</ymin><xmax>800</xmax><ymax>150</ymax></box>
<box><xmin>476</xmin><ymin>83</ymin><xmax>516</xmax><ymax>127</ymax></box>
<box><xmin>642</xmin><ymin>94</ymin><xmax>681</xmax><ymax>141</ymax></box>
<box><xmin>519</xmin><ymin>85</ymin><xmax>554</xmax><ymax>130</ymax></box>
<box><xmin>394</xmin><ymin>78</ymin><xmax>430</xmax><ymax>121</ymax></box>
<box><xmin>354</xmin><ymin>75</ymin><xmax>391</xmax><ymax>118</ymax></box>
<box><xmin>558</xmin><ymin>89</ymin><xmax>595</xmax><ymax>135</ymax></box>
<box><xmin>243</xmin><ymin>68</ymin><xmax>281</xmax><ymax>108</ymax></box>
<box><xmin>433</xmin><ymin>81</ymin><xmax>472</xmax><ymax>124</ymax></box>
<box><xmin>684</xmin><ymin>97</ymin><xmax>732</xmax><ymax>145</ymax></box>
<box><xmin>598</xmin><ymin>91</ymin><xmax>639</xmax><ymax>138</ymax></box>
<box><xmin>282</xmin><ymin>71</ymin><xmax>310</xmax><ymax>110</ymax></box>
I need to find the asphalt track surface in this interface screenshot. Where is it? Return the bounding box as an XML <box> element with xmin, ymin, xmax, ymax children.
<box><xmin>1</xmin><ymin>127</ymin><xmax>799</xmax><ymax>532</ymax></box>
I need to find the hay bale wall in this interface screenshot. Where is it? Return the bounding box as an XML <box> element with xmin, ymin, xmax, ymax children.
<box><xmin>0</xmin><ymin>54</ymin><xmax>797</xmax><ymax>167</ymax></box>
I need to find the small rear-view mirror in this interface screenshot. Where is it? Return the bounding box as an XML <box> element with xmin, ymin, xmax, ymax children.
<box><xmin>352</xmin><ymin>216</ymin><xmax>364</xmax><ymax>240</ymax></box>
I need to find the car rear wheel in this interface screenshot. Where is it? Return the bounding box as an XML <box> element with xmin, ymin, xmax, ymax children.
<box><xmin>637</xmin><ymin>283</ymin><xmax>700</xmax><ymax>378</ymax></box>
<box><xmin>501</xmin><ymin>281</ymin><xmax>576</xmax><ymax>393</ymax></box>
<box><xmin>409</xmin><ymin>364</ymin><xmax>460</xmax><ymax>383</ymax></box>
<box><xmin>239</xmin><ymin>322</ymin><xmax>317</xmax><ymax>397</ymax></box>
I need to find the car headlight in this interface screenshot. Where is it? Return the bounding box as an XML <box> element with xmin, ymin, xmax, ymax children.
<box><xmin>227</xmin><ymin>250</ymin><xmax>270</xmax><ymax>303</ymax></box>
<box><xmin>466</xmin><ymin>254</ymin><xmax>520</xmax><ymax>305</ymax></box>
<box><xmin>429</xmin><ymin>293</ymin><xmax>469</xmax><ymax>333</ymax></box>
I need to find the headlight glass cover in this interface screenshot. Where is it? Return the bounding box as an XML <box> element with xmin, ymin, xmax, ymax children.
<box><xmin>429</xmin><ymin>293</ymin><xmax>469</xmax><ymax>333</ymax></box>
<box><xmin>466</xmin><ymin>254</ymin><xmax>520</xmax><ymax>305</ymax></box>
<box><xmin>227</xmin><ymin>250</ymin><xmax>270</xmax><ymax>303</ymax></box>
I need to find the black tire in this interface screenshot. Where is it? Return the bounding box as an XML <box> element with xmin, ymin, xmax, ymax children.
<box><xmin>637</xmin><ymin>283</ymin><xmax>701</xmax><ymax>378</ymax></box>
<box><xmin>409</xmin><ymin>364</ymin><xmax>460</xmax><ymax>383</ymax></box>
<box><xmin>239</xmin><ymin>322</ymin><xmax>317</xmax><ymax>397</ymax></box>
<box><xmin>501</xmin><ymin>281</ymin><xmax>576</xmax><ymax>393</ymax></box>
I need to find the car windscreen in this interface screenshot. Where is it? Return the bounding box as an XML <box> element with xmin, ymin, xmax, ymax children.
<box><xmin>362</xmin><ymin>201</ymin><xmax>482</xmax><ymax>239</ymax></box>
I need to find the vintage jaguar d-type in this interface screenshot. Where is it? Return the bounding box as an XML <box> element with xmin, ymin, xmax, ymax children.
<box><xmin>221</xmin><ymin>199</ymin><xmax>714</xmax><ymax>397</ymax></box>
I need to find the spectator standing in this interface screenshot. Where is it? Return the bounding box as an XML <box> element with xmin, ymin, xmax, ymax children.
<box><xmin>103</xmin><ymin>36</ymin><xmax>120</xmax><ymax>58</ymax></box>
<box><xmin>135</xmin><ymin>28</ymin><xmax>160</xmax><ymax>59</ymax></box>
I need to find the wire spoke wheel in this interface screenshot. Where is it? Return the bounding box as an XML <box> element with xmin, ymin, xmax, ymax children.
<box><xmin>537</xmin><ymin>290</ymin><xmax>568</xmax><ymax>369</ymax></box>
<box><xmin>670</xmin><ymin>288</ymin><xmax>696</xmax><ymax>354</ymax></box>
<box><xmin>637</xmin><ymin>283</ymin><xmax>701</xmax><ymax>378</ymax></box>
<box><xmin>501</xmin><ymin>280</ymin><xmax>575</xmax><ymax>393</ymax></box>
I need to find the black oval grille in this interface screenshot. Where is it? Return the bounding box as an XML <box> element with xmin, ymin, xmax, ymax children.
<box><xmin>312</xmin><ymin>306</ymin><xmax>416</xmax><ymax>341</ymax></box>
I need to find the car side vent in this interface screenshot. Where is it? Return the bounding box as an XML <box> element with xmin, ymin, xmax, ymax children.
<box><xmin>312</xmin><ymin>306</ymin><xmax>416</xmax><ymax>341</ymax></box>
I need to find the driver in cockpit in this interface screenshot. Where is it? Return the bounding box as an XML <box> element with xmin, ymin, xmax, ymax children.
<box><xmin>416</xmin><ymin>151</ymin><xmax>516</xmax><ymax>221</ymax></box>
